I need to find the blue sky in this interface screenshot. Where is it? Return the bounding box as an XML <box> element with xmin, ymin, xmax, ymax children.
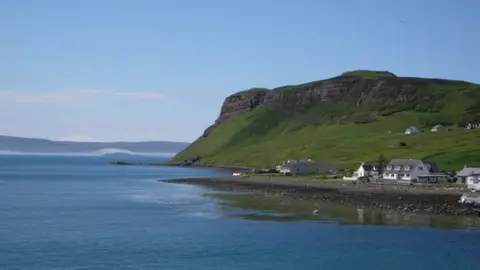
<box><xmin>1</xmin><ymin>0</ymin><xmax>479</xmax><ymax>142</ymax></box>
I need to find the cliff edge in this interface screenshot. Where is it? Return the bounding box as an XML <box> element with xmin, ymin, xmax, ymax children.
<box><xmin>171</xmin><ymin>70</ymin><xmax>480</xmax><ymax>170</ymax></box>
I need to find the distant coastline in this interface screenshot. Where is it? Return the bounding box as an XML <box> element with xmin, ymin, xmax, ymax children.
<box><xmin>161</xmin><ymin>176</ymin><xmax>478</xmax><ymax>217</ymax></box>
<box><xmin>0</xmin><ymin>135</ymin><xmax>189</xmax><ymax>154</ymax></box>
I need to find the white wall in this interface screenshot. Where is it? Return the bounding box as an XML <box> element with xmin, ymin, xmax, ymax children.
<box><xmin>467</xmin><ymin>175</ymin><xmax>480</xmax><ymax>191</ymax></box>
<box><xmin>357</xmin><ymin>166</ymin><xmax>365</xmax><ymax>177</ymax></box>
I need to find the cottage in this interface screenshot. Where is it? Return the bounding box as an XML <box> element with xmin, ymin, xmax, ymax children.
<box><xmin>456</xmin><ymin>166</ymin><xmax>480</xmax><ymax>184</ymax></box>
<box><xmin>431</xmin><ymin>124</ymin><xmax>447</xmax><ymax>132</ymax></box>
<box><xmin>343</xmin><ymin>162</ymin><xmax>378</xmax><ymax>180</ymax></box>
<box><xmin>382</xmin><ymin>159</ymin><xmax>446</xmax><ymax>183</ymax></box>
<box><xmin>405</xmin><ymin>126</ymin><xmax>420</xmax><ymax>135</ymax></box>
<box><xmin>467</xmin><ymin>174</ymin><xmax>480</xmax><ymax>191</ymax></box>
<box><xmin>277</xmin><ymin>159</ymin><xmax>336</xmax><ymax>175</ymax></box>
<box><xmin>466</xmin><ymin>123</ymin><xmax>480</xmax><ymax>130</ymax></box>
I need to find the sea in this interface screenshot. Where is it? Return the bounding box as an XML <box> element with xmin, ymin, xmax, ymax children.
<box><xmin>1</xmin><ymin>155</ymin><xmax>479</xmax><ymax>270</ymax></box>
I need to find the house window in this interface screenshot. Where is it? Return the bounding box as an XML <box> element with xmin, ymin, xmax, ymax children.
<box><xmin>390</xmin><ymin>174</ymin><xmax>394</xmax><ymax>177</ymax></box>
<box><xmin>418</xmin><ymin>167</ymin><xmax>423</xmax><ymax>171</ymax></box>
<box><xmin>394</xmin><ymin>165</ymin><xmax>401</xmax><ymax>171</ymax></box>
<box><xmin>406</xmin><ymin>174</ymin><xmax>410</xmax><ymax>177</ymax></box>
<box><xmin>404</xmin><ymin>165</ymin><xmax>411</xmax><ymax>171</ymax></box>
<box><xmin>387</xmin><ymin>165</ymin><xmax>392</xmax><ymax>170</ymax></box>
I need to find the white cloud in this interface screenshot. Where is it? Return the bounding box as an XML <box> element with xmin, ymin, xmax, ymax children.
<box><xmin>0</xmin><ymin>89</ymin><xmax>167</xmax><ymax>104</ymax></box>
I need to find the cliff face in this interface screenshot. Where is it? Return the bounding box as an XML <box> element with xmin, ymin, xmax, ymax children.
<box><xmin>172</xmin><ymin>70</ymin><xmax>480</xmax><ymax>168</ymax></box>
<box><xmin>218</xmin><ymin>76</ymin><xmax>360</xmax><ymax>123</ymax></box>
<box><xmin>214</xmin><ymin>72</ymin><xmax>450</xmax><ymax>126</ymax></box>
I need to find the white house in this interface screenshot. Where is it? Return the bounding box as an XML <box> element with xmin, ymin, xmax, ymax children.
<box><xmin>277</xmin><ymin>159</ymin><xmax>336</xmax><ymax>175</ymax></box>
<box><xmin>456</xmin><ymin>166</ymin><xmax>480</xmax><ymax>184</ymax></box>
<box><xmin>467</xmin><ymin>174</ymin><xmax>480</xmax><ymax>191</ymax></box>
<box><xmin>466</xmin><ymin>123</ymin><xmax>480</xmax><ymax>130</ymax></box>
<box><xmin>405</xmin><ymin>126</ymin><xmax>420</xmax><ymax>135</ymax></box>
<box><xmin>343</xmin><ymin>162</ymin><xmax>378</xmax><ymax>180</ymax></box>
<box><xmin>382</xmin><ymin>159</ymin><xmax>446</xmax><ymax>182</ymax></box>
<box><xmin>431</xmin><ymin>124</ymin><xmax>447</xmax><ymax>132</ymax></box>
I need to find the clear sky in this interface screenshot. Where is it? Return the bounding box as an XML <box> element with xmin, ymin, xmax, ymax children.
<box><xmin>1</xmin><ymin>0</ymin><xmax>479</xmax><ymax>142</ymax></box>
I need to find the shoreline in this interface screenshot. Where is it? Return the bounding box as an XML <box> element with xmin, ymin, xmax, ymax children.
<box><xmin>162</xmin><ymin>176</ymin><xmax>479</xmax><ymax>217</ymax></box>
<box><xmin>109</xmin><ymin>161</ymin><xmax>253</xmax><ymax>172</ymax></box>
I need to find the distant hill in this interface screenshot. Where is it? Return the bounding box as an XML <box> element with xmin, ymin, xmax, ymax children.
<box><xmin>0</xmin><ymin>135</ymin><xmax>190</xmax><ymax>154</ymax></box>
<box><xmin>170</xmin><ymin>70</ymin><xmax>480</xmax><ymax>170</ymax></box>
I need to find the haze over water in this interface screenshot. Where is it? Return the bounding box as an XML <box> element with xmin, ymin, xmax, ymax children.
<box><xmin>1</xmin><ymin>155</ymin><xmax>479</xmax><ymax>270</ymax></box>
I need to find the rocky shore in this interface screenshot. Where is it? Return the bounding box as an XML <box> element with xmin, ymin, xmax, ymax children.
<box><xmin>162</xmin><ymin>176</ymin><xmax>479</xmax><ymax>217</ymax></box>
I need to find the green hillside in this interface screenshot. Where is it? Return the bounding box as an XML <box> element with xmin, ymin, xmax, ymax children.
<box><xmin>171</xmin><ymin>71</ymin><xmax>480</xmax><ymax>171</ymax></box>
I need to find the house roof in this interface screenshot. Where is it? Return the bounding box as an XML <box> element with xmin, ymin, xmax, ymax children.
<box><xmin>361</xmin><ymin>164</ymin><xmax>377</xmax><ymax>171</ymax></box>
<box><xmin>384</xmin><ymin>159</ymin><xmax>441</xmax><ymax>174</ymax></box>
<box><xmin>422</xmin><ymin>160</ymin><xmax>442</xmax><ymax>173</ymax></box>
<box><xmin>283</xmin><ymin>161</ymin><xmax>335</xmax><ymax>169</ymax></box>
<box><xmin>432</xmin><ymin>124</ymin><xmax>444</xmax><ymax>128</ymax></box>
<box><xmin>387</xmin><ymin>159</ymin><xmax>423</xmax><ymax>167</ymax></box>
<box><xmin>384</xmin><ymin>159</ymin><xmax>426</xmax><ymax>174</ymax></box>
<box><xmin>406</xmin><ymin>126</ymin><xmax>419</xmax><ymax>131</ymax></box>
<box><xmin>457</xmin><ymin>167</ymin><xmax>480</xmax><ymax>177</ymax></box>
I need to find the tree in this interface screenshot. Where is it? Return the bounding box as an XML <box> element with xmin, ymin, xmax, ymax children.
<box><xmin>377</xmin><ymin>154</ymin><xmax>388</xmax><ymax>175</ymax></box>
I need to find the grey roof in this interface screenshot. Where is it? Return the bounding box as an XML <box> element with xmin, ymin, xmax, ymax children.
<box><xmin>384</xmin><ymin>159</ymin><xmax>423</xmax><ymax>174</ymax></box>
<box><xmin>387</xmin><ymin>159</ymin><xmax>423</xmax><ymax>166</ymax></box>
<box><xmin>281</xmin><ymin>161</ymin><xmax>336</xmax><ymax>172</ymax></box>
<box><xmin>432</xmin><ymin>124</ymin><xmax>444</xmax><ymax>128</ymax></box>
<box><xmin>406</xmin><ymin>126</ymin><xmax>420</xmax><ymax>131</ymax></box>
<box><xmin>457</xmin><ymin>167</ymin><xmax>480</xmax><ymax>177</ymax></box>
<box><xmin>422</xmin><ymin>160</ymin><xmax>442</xmax><ymax>173</ymax></box>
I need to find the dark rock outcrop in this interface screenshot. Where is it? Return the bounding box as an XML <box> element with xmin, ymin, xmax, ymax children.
<box><xmin>211</xmin><ymin>71</ymin><xmax>474</xmax><ymax>125</ymax></box>
<box><xmin>214</xmin><ymin>74</ymin><xmax>409</xmax><ymax>124</ymax></box>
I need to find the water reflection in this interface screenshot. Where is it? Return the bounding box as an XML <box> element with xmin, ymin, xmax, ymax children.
<box><xmin>206</xmin><ymin>193</ymin><xmax>480</xmax><ymax>230</ymax></box>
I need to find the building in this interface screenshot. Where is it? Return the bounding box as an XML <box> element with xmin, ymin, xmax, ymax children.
<box><xmin>343</xmin><ymin>162</ymin><xmax>378</xmax><ymax>180</ymax></box>
<box><xmin>431</xmin><ymin>124</ymin><xmax>447</xmax><ymax>132</ymax></box>
<box><xmin>277</xmin><ymin>159</ymin><xmax>336</xmax><ymax>175</ymax></box>
<box><xmin>467</xmin><ymin>174</ymin><xmax>480</xmax><ymax>191</ymax></box>
<box><xmin>466</xmin><ymin>123</ymin><xmax>480</xmax><ymax>130</ymax></box>
<box><xmin>405</xmin><ymin>126</ymin><xmax>420</xmax><ymax>135</ymax></box>
<box><xmin>382</xmin><ymin>159</ymin><xmax>446</xmax><ymax>182</ymax></box>
<box><xmin>456</xmin><ymin>166</ymin><xmax>480</xmax><ymax>184</ymax></box>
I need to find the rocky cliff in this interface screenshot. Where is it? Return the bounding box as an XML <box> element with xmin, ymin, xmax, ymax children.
<box><xmin>204</xmin><ymin>71</ymin><xmax>472</xmax><ymax>137</ymax></box>
<box><xmin>172</xmin><ymin>70</ymin><xmax>480</xmax><ymax>169</ymax></box>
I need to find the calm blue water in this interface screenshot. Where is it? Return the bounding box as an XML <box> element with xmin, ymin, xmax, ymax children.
<box><xmin>1</xmin><ymin>155</ymin><xmax>479</xmax><ymax>270</ymax></box>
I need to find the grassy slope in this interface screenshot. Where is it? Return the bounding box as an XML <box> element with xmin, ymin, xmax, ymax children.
<box><xmin>173</xmin><ymin>71</ymin><xmax>480</xmax><ymax>171</ymax></box>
